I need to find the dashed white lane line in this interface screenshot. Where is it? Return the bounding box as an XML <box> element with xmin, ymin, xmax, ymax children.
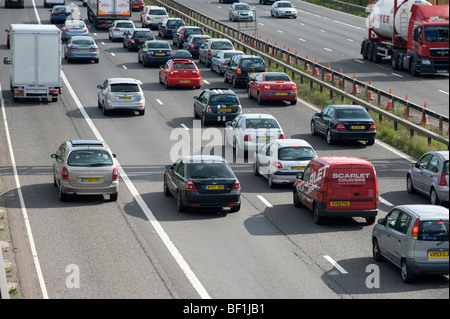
<box><xmin>323</xmin><ymin>255</ymin><xmax>348</xmax><ymax>274</ymax></box>
<box><xmin>438</xmin><ymin>89</ymin><xmax>449</xmax><ymax>95</ymax></box>
<box><xmin>257</xmin><ymin>195</ymin><xmax>273</xmax><ymax>208</ymax></box>
<box><xmin>391</xmin><ymin>73</ymin><xmax>403</xmax><ymax>78</ymax></box>
<box><xmin>156</xmin><ymin>99</ymin><xmax>163</xmax><ymax>105</ymax></box>
<box><xmin>324</xmin><ymin>48</ymin><xmax>333</xmax><ymax>52</ymax></box>
<box><xmin>181</xmin><ymin>124</ymin><xmax>190</xmax><ymax>131</ymax></box>
<box><xmin>110</xmin><ymin>52</ymin><xmax>115</xmax><ymax>57</ymax></box>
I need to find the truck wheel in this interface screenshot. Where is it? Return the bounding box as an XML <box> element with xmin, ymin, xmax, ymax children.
<box><xmin>391</xmin><ymin>52</ymin><xmax>399</xmax><ymax>70</ymax></box>
<box><xmin>410</xmin><ymin>58</ymin><xmax>419</xmax><ymax>77</ymax></box>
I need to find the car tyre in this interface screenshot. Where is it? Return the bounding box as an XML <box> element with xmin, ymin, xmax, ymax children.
<box><xmin>372</xmin><ymin>239</ymin><xmax>383</xmax><ymax>262</ymax></box>
<box><xmin>326</xmin><ymin>129</ymin><xmax>334</xmax><ymax>145</ymax></box>
<box><xmin>406</xmin><ymin>175</ymin><xmax>416</xmax><ymax>194</ymax></box>
<box><xmin>430</xmin><ymin>188</ymin><xmax>439</xmax><ymax>205</ymax></box>
<box><xmin>110</xmin><ymin>193</ymin><xmax>118</xmax><ymax>202</ymax></box>
<box><xmin>366</xmin><ymin>139</ymin><xmax>375</xmax><ymax>146</ymax></box>
<box><xmin>163</xmin><ymin>177</ymin><xmax>171</xmax><ymax>196</ymax></box>
<box><xmin>58</xmin><ymin>184</ymin><xmax>68</xmax><ymax>202</ymax></box>
<box><xmin>313</xmin><ymin>203</ymin><xmax>323</xmax><ymax>225</ymax></box>
<box><xmin>293</xmin><ymin>189</ymin><xmax>302</xmax><ymax>207</ymax></box>
<box><xmin>224</xmin><ymin>73</ymin><xmax>229</xmax><ymax>83</ymax></box>
<box><xmin>290</xmin><ymin>99</ymin><xmax>297</xmax><ymax>105</ymax></box>
<box><xmin>253</xmin><ymin>161</ymin><xmax>260</xmax><ymax>176</ymax></box>
<box><xmin>268</xmin><ymin>174</ymin><xmax>276</xmax><ymax>188</ymax></box>
<box><xmin>366</xmin><ymin>216</ymin><xmax>376</xmax><ymax>225</ymax></box>
<box><xmin>177</xmin><ymin>191</ymin><xmax>186</xmax><ymax>213</ymax></box>
<box><xmin>257</xmin><ymin>92</ymin><xmax>264</xmax><ymax>105</ymax></box>
<box><xmin>310</xmin><ymin>121</ymin><xmax>317</xmax><ymax>136</ymax></box>
<box><xmin>401</xmin><ymin>259</ymin><xmax>414</xmax><ymax>283</ymax></box>
<box><xmin>230</xmin><ymin>203</ymin><xmax>240</xmax><ymax>213</ymax></box>
<box><xmin>202</xmin><ymin>112</ymin><xmax>209</xmax><ymax>126</ymax></box>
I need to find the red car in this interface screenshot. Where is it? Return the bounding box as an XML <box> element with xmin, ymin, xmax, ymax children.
<box><xmin>247</xmin><ymin>72</ymin><xmax>297</xmax><ymax>105</ymax></box>
<box><xmin>130</xmin><ymin>0</ymin><xmax>144</xmax><ymax>11</ymax></box>
<box><xmin>159</xmin><ymin>56</ymin><xmax>202</xmax><ymax>89</ymax></box>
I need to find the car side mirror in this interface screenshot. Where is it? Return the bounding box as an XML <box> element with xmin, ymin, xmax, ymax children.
<box><xmin>193</xmin><ymin>96</ymin><xmax>198</xmax><ymax>100</ymax></box>
<box><xmin>112</xmin><ymin>153</ymin><xmax>116</xmax><ymax>158</ymax></box>
<box><xmin>165</xmin><ymin>165</ymin><xmax>172</xmax><ymax>170</ymax></box>
<box><xmin>96</xmin><ymin>85</ymin><xmax>102</xmax><ymax>89</ymax></box>
<box><xmin>3</xmin><ymin>57</ymin><xmax>10</xmax><ymax>65</ymax></box>
<box><xmin>377</xmin><ymin>218</ymin><xmax>386</xmax><ymax>225</ymax></box>
<box><xmin>296</xmin><ymin>172</ymin><xmax>303</xmax><ymax>179</ymax></box>
<box><xmin>50</xmin><ymin>154</ymin><xmax>58</xmax><ymax>159</ymax></box>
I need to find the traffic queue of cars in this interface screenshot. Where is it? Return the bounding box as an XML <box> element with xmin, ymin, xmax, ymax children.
<box><xmin>19</xmin><ymin>2</ymin><xmax>446</xmax><ymax>283</ymax></box>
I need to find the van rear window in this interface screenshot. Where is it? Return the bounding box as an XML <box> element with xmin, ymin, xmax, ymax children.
<box><xmin>419</xmin><ymin>220</ymin><xmax>449</xmax><ymax>241</ymax></box>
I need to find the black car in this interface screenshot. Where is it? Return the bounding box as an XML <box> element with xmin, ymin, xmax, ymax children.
<box><xmin>138</xmin><ymin>40</ymin><xmax>172</xmax><ymax>66</ymax></box>
<box><xmin>164</xmin><ymin>155</ymin><xmax>241</xmax><ymax>212</ymax></box>
<box><xmin>310</xmin><ymin>104</ymin><xmax>377</xmax><ymax>145</ymax></box>
<box><xmin>259</xmin><ymin>0</ymin><xmax>276</xmax><ymax>4</ymax></box>
<box><xmin>172</xmin><ymin>26</ymin><xmax>204</xmax><ymax>49</ymax></box>
<box><xmin>158</xmin><ymin>17</ymin><xmax>185</xmax><ymax>39</ymax></box>
<box><xmin>193</xmin><ymin>88</ymin><xmax>242</xmax><ymax>126</ymax></box>
<box><xmin>223</xmin><ymin>55</ymin><xmax>267</xmax><ymax>88</ymax></box>
<box><xmin>182</xmin><ymin>35</ymin><xmax>211</xmax><ymax>58</ymax></box>
<box><xmin>219</xmin><ymin>0</ymin><xmax>240</xmax><ymax>3</ymax></box>
<box><xmin>123</xmin><ymin>28</ymin><xmax>155</xmax><ymax>51</ymax></box>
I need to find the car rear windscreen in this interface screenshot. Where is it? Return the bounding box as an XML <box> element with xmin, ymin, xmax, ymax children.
<box><xmin>68</xmin><ymin>150</ymin><xmax>113</xmax><ymax>166</ymax></box>
<box><xmin>336</xmin><ymin>109</ymin><xmax>371</xmax><ymax>119</ymax></box>
<box><xmin>116</xmin><ymin>22</ymin><xmax>134</xmax><ymax>28</ymax></box>
<box><xmin>265</xmin><ymin>74</ymin><xmax>290</xmax><ymax>81</ymax></box>
<box><xmin>419</xmin><ymin>220</ymin><xmax>449</xmax><ymax>241</ymax></box>
<box><xmin>188</xmin><ymin>163</ymin><xmax>235</xmax><ymax>179</ymax></box>
<box><xmin>246</xmin><ymin>118</ymin><xmax>279</xmax><ymax>129</ymax></box>
<box><xmin>211</xmin><ymin>42</ymin><xmax>233</xmax><ymax>50</ymax></box>
<box><xmin>147</xmin><ymin>42</ymin><xmax>170</xmax><ymax>49</ymax></box>
<box><xmin>110</xmin><ymin>83</ymin><xmax>140</xmax><ymax>92</ymax></box>
<box><xmin>278</xmin><ymin>147</ymin><xmax>316</xmax><ymax>161</ymax></box>
<box><xmin>72</xmin><ymin>39</ymin><xmax>95</xmax><ymax>46</ymax></box>
<box><xmin>210</xmin><ymin>94</ymin><xmax>239</xmax><ymax>105</ymax></box>
<box><xmin>150</xmin><ymin>9</ymin><xmax>166</xmax><ymax>15</ymax></box>
<box><xmin>173</xmin><ymin>62</ymin><xmax>196</xmax><ymax>69</ymax></box>
<box><xmin>134</xmin><ymin>31</ymin><xmax>154</xmax><ymax>39</ymax></box>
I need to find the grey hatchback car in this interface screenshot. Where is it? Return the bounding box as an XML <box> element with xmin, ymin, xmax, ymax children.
<box><xmin>97</xmin><ymin>78</ymin><xmax>145</xmax><ymax>116</ymax></box>
<box><xmin>51</xmin><ymin>140</ymin><xmax>119</xmax><ymax>202</ymax></box>
<box><xmin>372</xmin><ymin>205</ymin><xmax>449</xmax><ymax>283</ymax></box>
<box><xmin>407</xmin><ymin>151</ymin><xmax>449</xmax><ymax>205</ymax></box>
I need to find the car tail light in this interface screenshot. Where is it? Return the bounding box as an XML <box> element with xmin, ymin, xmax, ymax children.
<box><xmin>237</xmin><ymin>68</ymin><xmax>242</xmax><ymax>75</ymax></box>
<box><xmin>131</xmin><ymin>39</ymin><xmax>135</xmax><ymax>44</ymax></box>
<box><xmin>64</xmin><ymin>29</ymin><xmax>69</xmax><ymax>33</ymax></box>
<box><xmin>184</xmin><ymin>181</ymin><xmax>197</xmax><ymax>190</ymax></box>
<box><xmin>336</xmin><ymin>122</ymin><xmax>346</xmax><ymax>130</ymax></box>
<box><xmin>147</xmin><ymin>51</ymin><xmax>154</xmax><ymax>55</ymax></box>
<box><xmin>62</xmin><ymin>167</ymin><xmax>69</xmax><ymax>180</ymax></box>
<box><xmin>112</xmin><ymin>168</ymin><xmax>119</xmax><ymax>180</ymax></box>
<box><xmin>68</xmin><ymin>44</ymin><xmax>77</xmax><ymax>50</ymax></box>
<box><xmin>237</xmin><ymin>105</ymin><xmax>242</xmax><ymax>113</ymax></box>
<box><xmin>439</xmin><ymin>170</ymin><xmax>447</xmax><ymax>186</ymax></box>
<box><xmin>291</xmin><ymin>85</ymin><xmax>297</xmax><ymax>90</ymax></box>
<box><xmin>165</xmin><ymin>26</ymin><xmax>168</xmax><ymax>30</ymax></box>
<box><xmin>369</xmin><ymin>122</ymin><xmax>376</xmax><ymax>131</ymax></box>
<box><xmin>232</xmin><ymin>180</ymin><xmax>241</xmax><ymax>190</ymax></box>
<box><xmin>279</xmin><ymin>133</ymin><xmax>285</xmax><ymax>139</ymax></box>
<box><xmin>263</xmin><ymin>85</ymin><xmax>271</xmax><ymax>90</ymax></box>
<box><xmin>244</xmin><ymin>134</ymin><xmax>251</xmax><ymax>142</ymax></box>
<box><xmin>272</xmin><ymin>161</ymin><xmax>282</xmax><ymax>168</ymax></box>
<box><xmin>206</xmin><ymin>105</ymin><xmax>212</xmax><ymax>113</ymax></box>
<box><xmin>208</xmin><ymin>49</ymin><xmax>212</xmax><ymax>57</ymax></box>
<box><xmin>411</xmin><ymin>218</ymin><xmax>420</xmax><ymax>239</ymax></box>
<box><xmin>264</xmin><ymin>68</ymin><xmax>268</xmax><ymax>72</ymax></box>
<box><xmin>166</xmin><ymin>51</ymin><xmax>172</xmax><ymax>56</ymax></box>
<box><xmin>49</xmin><ymin>89</ymin><xmax>59</xmax><ymax>95</ymax></box>
<box><xmin>83</xmin><ymin>29</ymin><xmax>88</xmax><ymax>33</ymax></box>
<box><xmin>190</xmin><ymin>44</ymin><xmax>195</xmax><ymax>50</ymax></box>
<box><xmin>90</xmin><ymin>45</ymin><xmax>98</xmax><ymax>50</ymax></box>
<box><xmin>181</xmin><ymin>33</ymin><xmax>184</xmax><ymax>39</ymax></box>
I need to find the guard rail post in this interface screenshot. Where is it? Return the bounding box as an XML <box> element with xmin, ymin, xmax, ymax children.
<box><xmin>0</xmin><ymin>243</ymin><xmax>9</xmax><ymax>299</ymax></box>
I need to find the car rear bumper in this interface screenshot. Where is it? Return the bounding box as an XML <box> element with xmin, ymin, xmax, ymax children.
<box><xmin>61</xmin><ymin>181</ymin><xmax>119</xmax><ymax>195</ymax></box>
<box><xmin>405</xmin><ymin>258</ymin><xmax>449</xmax><ymax>276</ymax></box>
<box><xmin>168</xmin><ymin>78</ymin><xmax>201</xmax><ymax>87</ymax></box>
<box><xmin>105</xmin><ymin>101</ymin><xmax>145</xmax><ymax>111</ymax></box>
<box><xmin>261</xmin><ymin>92</ymin><xmax>297</xmax><ymax>100</ymax></box>
<box><xmin>317</xmin><ymin>201</ymin><xmax>378</xmax><ymax>217</ymax></box>
<box><xmin>205</xmin><ymin>112</ymin><xmax>239</xmax><ymax>123</ymax></box>
<box><xmin>182</xmin><ymin>191</ymin><xmax>241</xmax><ymax>208</ymax></box>
<box><xmin>331</xmin><ymin>130</ymin><xmax>376</xmax><ymax>142</ymax></box>
<box><xmin>145</xmin><ymin>56</ymin><xmax>171</xmax><ymax>64</ymax></box>
<box><xmin>67</xmin><ymin>52</ymin><xmax>99</xmax><ymax>60</ymax></box>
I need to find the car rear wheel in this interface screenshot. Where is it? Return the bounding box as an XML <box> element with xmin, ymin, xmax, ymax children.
<box><xmin>163</xmin><ymin>177</ymin><xmax>171</xmax><ymax>196</ymax></box>
<box><xmin>110</xmin><ymin>193</ymin><xmax>118</xmax><ymax>202</ymax></box>
<box><xmin>257</xmin><ymin>92</ymin><xmax>264</xmax><ymax>105</ymax></box>
<box><xmin>372</xmin><ymin>239</ymin><xmax>383</xmax><ymax>262</ymax></box>
<box><xmin>293</xmin><ymin>189</ymin><xmax>302</xmax><ymax>207</ymax></box>
<box><xmin>310</xmin><ymin>121</ymin><xmax>317</xmax><ymax>136</ymax></box>
<box><xmin>430</xmin><ymin>188</ymin><xmax>439</xmax><ymax>205</ymax></box>
<box><xmin>58</xmin><ymin>184</ymin><xmax>68</xmax><ymax>202</ymax></box>
<box><xmin>313</xmin><ymin>203</ymin><xmax>323</xmax><ymax>225</ymax></box>
<box><xmin>230</xmin><ymin>203</ymin><xmax>240</xmax><ymax>213</ymax></box>
<box><xmin>401</xmin><ymin>259</ymin><xmax>414</xmax><ymax>283</ymax></box>
<box><xmin>326</xmin><ymin>129</ymin><xmax>334</xmax><ymax>145</ymax></box>
<box><xmin>177</xmin><ymin>191</ymin><xmax>186</xmax><ymax>213</ymax></box>
<box><xmin>406</xmin><ymin>175</ymin><xmax>416</xmax><ymax>194</ymax></box>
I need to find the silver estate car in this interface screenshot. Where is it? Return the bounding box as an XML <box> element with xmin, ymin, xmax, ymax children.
<box><xmin>51</xmin><ymin>140</ymin><xmax>119</xmax><ymax>202</ymax></box>
<box><xmin>407</xmin><ymin>151</ymin><xmax>449</xmax><ymax>205</ymax></box>
<box><xmin>372</xmin><ymin>205</ymin><xmax>449</xmax><ymax>283</ymax></box>
<box><xmin>97</xmin><ymin>78</ymin><xmax>145</xmax><ymax>116</ymax></box>
<box><xmin>64</xmin><ymin>36</ymin><xmax>99</xmax><ymax>63</ymax></box>
<box><xmin>61</xmin><ymin>19</ymin><xmax>90</xmax><ymax>42</ymax></box>
<box><xmin>109</xmin><ymin>20</ymin><xmax>136</xmax><ymax>41</ymax></box>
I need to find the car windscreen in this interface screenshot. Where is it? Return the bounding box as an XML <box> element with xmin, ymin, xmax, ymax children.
<box><xmin>188</xmin><ymin>163</ymin><xmax>235</xmax><ymax>179</ymax></box>
<box><xmin>246</xmin><ymin>119</ymin><xmax>280</xmax><ymax>129</ymax></box>
<box><xmin>336</xmin><ymin>109</ymin><xmax>372</xmax><ymax>119</ymax></box>
<box><xmin>110</xmin><ymin>83</ymin><xmax>140</xmax><ymax>92</ymax></box>
<box><xmin>146</xmin><ymin>42</ymin><xmax>170</xmax><ymax>49</ymax></box>
<box><xmin>66</xmin><ymin>21</ymin><xmax>85</xmax><ymax>28</ymax></box>
<box><xmin>167</xmin><ymin>20</ymin><xmax>184</xmax><ymax>27</ymax></box>
<box><xmin>68</xmin><ymin>150</ymin><xmax>113</xmax><ymax>166</ymax></box>
<box><xmin>278</xmin><ymin>147</ymin><xmax>316</xmax><ymax>161</ymax></box>
<box><xmin>185</xmin><ymin>28</ymin><xmax>203</xmax><ymax>36</ymax></box>
<box><xmin>264</xmin><ymin>74</ymin><xmax>291</xmax><ymax>81</ymax></box>
<box><xmin>418</xmin><ymin>220</ymin><xmax>449</xmax><ymax>241</ymax></box>
<box><xmin>211</xmin><ymin>42</ymin><xmax>233</xmax><ymax>50</ymax></box>
<box><xmin>278</xmin><ymin>2</ymin><xmax>293</xmax><ymax>7</ymax></box>
<box><xmin>173</xmin><ymin>62</ymin><xmax>196</xmax><ymax>69</ymax></box>
<box><xmin>134</xmin><ymin>31</ymin><xmax>154</xmax><ymax>39</ymax></box>
<box><xmin>209</xmin><ymin>94</ymin><xmax>239</xmax><ymax>105</ymax></box>
<box><xmin>72</xmin><ymin>38</ymin><xmax>95</xmax><ymax>46</ymax></box>
<box><xmin>235</xmin><ymin>4</ymin><xmax>250</xmax><ymax>10</ymax></box>
<box><xmin>116</xmin><ymin>22</ymin><xmax>134</xmax><ymax>28</ymax></box>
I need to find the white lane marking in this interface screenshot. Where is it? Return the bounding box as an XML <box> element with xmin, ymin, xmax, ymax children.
<box><xmin>101</xmin><ymin>42</ymin><xmax>105</xmax><ymax>45</ymax></box>
<box><xmin>203</xmin><ymin>80</ymin><xmax>210</xmax><ymax>85</ymax></box>
<box><xmin>323</xmin><ymin>255</ymin><xmax>348</xmax><ymax>274</ymax></box>
<box><xmin>61</xmin><ymin>72</ymin><xmax>211</xmax><ymax>299</ymax></box>
<box><xmin>111</xmin><ymin>52</ymin><xmax>115</xmax><ymax>57</ymax></box>
<box><xmin>122</xmin><ymin>65</ymin><xmax>127</xmax><ymax>69</ymax></box>
<box><xmin>347</xmin><ymin>38</ymin><xmax>354</xmax><ymax>42</ymax></box>
<box><xmin>324</xmin><ymin>48</ymin><xmax>333</xmax><ymax>52</ymax></box>
<box><xmin>354</xmin><ymin>59</ymin><xmax>365</xmax><ymax>64</ymax></box>
<box><xmin>438</xmin><ymin>89</ymin><xmax>449</xmax><ymax>95</ymax></box>
<box><xmin>0</xmin><ymin>84</ymin><xmax>49</xmax><ymax>299</ymax></box>
<box><xmin>156</xmin><ymin>99</ymin><xmax>163</xmax><ymax>105</ymax></box>
<box><xmin>298</xmin><ymin>38</ymin><xmax>306</xmax><ymax>42</ymax></box>
<box><xmin>257</xmin><ymin>195</ymin><xmax>273</xmax><ymax>208</ymax></box>
<box><xmin>379</xmin><ymin>196</ymin><xmax>394</xmax><ymax>207</ymax></box>
<box><xmin>391</xmin><ymin>73</ymin><xmax>403</xmax><ymax>78</ymax></box>
<box><xmin>333</xmin><ymin>20</ymin><xmax>365</xmax><ymax>31</ymax></box>
<box><xmin>181</xmin><ymin>124</ymin><xmax>190</xmax><ymax>131</ymax></box>
<box><xmin>277</xmin><ymin>30</ymin><xmax>283</xmax><ymax>33</ymax></box>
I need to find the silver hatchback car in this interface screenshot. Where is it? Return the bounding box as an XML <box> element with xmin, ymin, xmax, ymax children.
<box><xmin>51</xmin><ymin>140</ymin><xmax>119</xmax><ymax>202</ymax></box>
<box><xmin>97</xmin><ymin>78</ymin><xmax>145</xmax><ymax>116</ymax></box>
<box><xmin>109</xmin><ymin>20</ymin><xmax>136</xmax><ymax>41</ymax></box>
<box><xmin>372</xmin><ymin>205</ymin><xmax>449</xmax><ymax>283</ymax></box>
<box><xmin>407</xmin><ymin>151</ymin><xmax>449</xmax><ymax>205</ymax></box>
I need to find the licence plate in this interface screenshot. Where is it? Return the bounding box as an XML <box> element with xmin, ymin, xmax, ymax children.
<box><xmin>155</xmin><ymin>53</ymin><xmax>165</xmax><ymax>55</ymax></box>
<box><xmin>291</xmin><ymin>166</ymin><xmax>306</xmax><ymax>171</ymax></box>
<box><xmin>329</xmin><ymin>201</ymin><xmax>350</xmax><ymax>206</ymax></box>
<box><xmin>120</xmin><ymin>96</ymin><xmax>132</xmax><ymax>100</ymax></box>
<box><xmin>14</xmin><ymin>93</ymin><xmax>24</xmax><ymax>96</ymax></box>
<box><xmin>429</xmin><ymin>251</ymin><xmax>449</xmax><ymax>259</ymax></box>
<box><xmin>206</xmin><ymin>185</ymin><xmax>224</xmax><ymax>190</ymax></box>
<box><xmin>219</xmin><ymin>108</ymin><xmax>231</xmax><ymax>112</ymax></box>
<box><xmin>275</xmin><ymin>92</ymin><xmax>288</xmax><ymax>96</ymax></box>
<box><xmin>59</xmin><ymin>13</ymin><xmax>66</xmax><ymax>15</ymax></box>
<box><xmin>179</xmin><ymin>80</ymin><xmax>191</xmax><ymax>83</ymax></box>
<box><xmin>80</xmin><ymin>49</ymin><xmax>89</xmax><ymax>52</ymax></box>
<box><xmin>351</xmin><ymin>125</ymin><xmax>365</xmax><ymax>130</ymax></box>
<box><xmin>82</xmin><ymin>178</ymin><xmax>100</xmax><ymax>182</ymax></box>
<box><xmin>258</xmin><ymin>136</ymin><xmax>273</xmax><ymax>141</ymax></box>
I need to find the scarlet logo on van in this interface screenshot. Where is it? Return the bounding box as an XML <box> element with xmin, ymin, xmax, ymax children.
<box><xmin>333</xmin><ymin>173</ymin><xmax>370</xmax><ymax>184</ymax></box>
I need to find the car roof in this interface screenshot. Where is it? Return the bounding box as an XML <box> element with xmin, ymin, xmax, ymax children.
<box><xmin>208</xmin><ymin>38</ymin><xmax>232</xmax><ymax>42</ymax></box>
<box><xmin>397</xmin><ymin>205</ymin><xmax>449</xmax><ymax>219</ymax></box>
<box><xmin>68</xmin><ymin>140</ymin><xmax>105</xmax><ymax>148</ymax></box>
<box><xmin>114</xmin><ymin>20</ymin><xmax>133</xmax><ymax>23</ymax></box>
<box><xmin>206</xmin><ymin>88</ymin><xmax>235</xmax><ymax>94</ymax></box>
<box><xmin>273</xmin><ymin>139</ymin><xmax>312</xmax><ymax>147</ymax></box>
<box><xmin>313</xmin><ymin>156</ymin><xmax>373</xmax><ymax>166</ymax></box>
<box><xmin>328</xmin><ymin>104</ymin><xmax>366</xmax><ymax>110</ymax></box>
<box><xmin>133</xmin><ymin>28</ymin><xmax>151</xmax><ymax>32</ymax></box>
<box><xmin>242</xmin><ymin>113</ymin><xmax>276</xmax><ymax>119</ymax></box>
<box><xmin>108</xmin><ymin>78</ymin><xmax>140</xmax><ymax>84</ymax></box>
<box><xmin>426</xmin><ymin>151</ymin><xmax>449</xmax><ymax>160</ymax></box>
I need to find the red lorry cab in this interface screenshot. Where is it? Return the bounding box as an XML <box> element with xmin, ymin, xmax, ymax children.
<box><xmin>293</xmin><ymin>156</ymin><xmax>379</xmax><ymax>225</ymax></box>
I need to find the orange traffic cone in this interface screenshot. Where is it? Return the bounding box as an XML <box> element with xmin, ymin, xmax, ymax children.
<box><xmin>386</xmin><ymin>88</ymin><xmax>393</xmax><ymax>110</ymax></box>
<box><xmin>367</xmin><ymin>79</ymin><xmax>374</xmax><ymax>99</ymax></box>
<box><xmin>421</xmin><ymin>101</ymin><xmax>429</xmax><ymax>124</ymax></box>
<box><xmin>338</xmin><ymin>68</ymin><xmax>343</xmax><ymax>87</ymax></box>
<box><xmin>404</xmin><ymin>94</ymin><xmax>409</xmax><ymax>116</ymax></box>
<box><xmin>306</xmin><ymin>64</ymin><xmax>311</xmax><ymax>72</ymax></box>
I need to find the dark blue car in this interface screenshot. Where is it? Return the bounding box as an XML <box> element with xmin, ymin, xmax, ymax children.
<box><xmin>219</xmin><ymin>0</ymin><xmax>240</xmax><ymax>3</ymax></box>
<box><xmin>50</xmin><ymin>5</ymin><xmax>72</xmax><ymax>24</ymax></box>
<box><xmin>138</xmin><ymin>40</ymin><xmax>172</xmax><ymax>67</ymax></box>
<box><xmin>158</xmin><ymin>18</ymin><xmax>185</xmax><ymax>39</ymax></box>
<box><xmin>182</xmin><ymin>35</ymin><xmax>211</xmax><ymax>58</ymax></box>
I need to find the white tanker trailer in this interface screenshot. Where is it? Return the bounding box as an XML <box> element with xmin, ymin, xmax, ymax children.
<box><xmin>361</xmin><ymin>0</ymin><xmax>449</xmax><ymax>75</ymax></box>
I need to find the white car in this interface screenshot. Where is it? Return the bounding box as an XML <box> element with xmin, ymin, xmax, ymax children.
<box><xmin>229</xmin><ymin>2</ymin><xmax>254</xmax><ymax>22</ymax></box>
<box><xmin>109</xmin><ymin>20</ymin><xmax>136</xmax><ymax>42</ymax></box>
<box><xmin>224</xmin><ymin>113</ymin><xmax>285</xmax><ymax>153</ymax></box>
<box><xmin>254</xmin><ymin>139</ymin><xmax>317</xmax><ymax>188</ymax></box>
<box><xmin>140</xmin><ymin>6</ymin><xmax>168</xmax><ymax>29</ymax></box>
<box><xmin>271</xmin><ymin>1</ymin><xmax>297</xmax><ymax>19</ymax></box>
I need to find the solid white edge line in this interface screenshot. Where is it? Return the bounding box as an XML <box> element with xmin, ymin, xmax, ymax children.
<box><xmin>61</xmin><ymin>72</ymin><xmax>211</xmax><ymax>299</ymax></box>
<box><xmin>323</xmin><ymin>255</ymin><xmax>348</xmax><ymax>274</ymax></box>
<box><xmin>0</xmin><ymin>85</ymin><xmax>49</xmax><ymax>299</ymax></box>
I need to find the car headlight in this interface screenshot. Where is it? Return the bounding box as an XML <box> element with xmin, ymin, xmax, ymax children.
<box><xmin>421</xmin><ymin>59</ymin><xmax>431</xmax><ymax>65</ymax></box>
